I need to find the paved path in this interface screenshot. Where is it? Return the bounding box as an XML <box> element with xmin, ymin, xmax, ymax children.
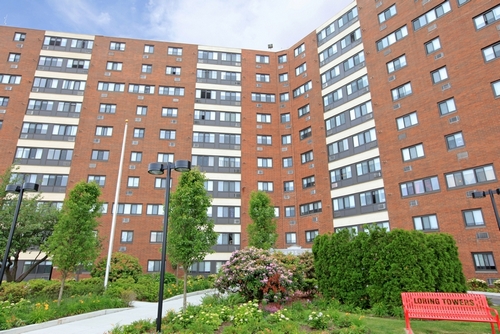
<box><xmin>2</xmin><ymin>289</ymin><xmax>216</xmax><ymax>334</ymax></box>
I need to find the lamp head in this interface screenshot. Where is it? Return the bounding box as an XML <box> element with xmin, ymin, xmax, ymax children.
<box><xmin>148</xmin><ymin>162</ymin><xmax>165</xmax><ymax>175</ymax></box>
<box><xmin>22</xmin><ymin>183</ymin><xmax>39</xmax><ymax>192</ymax></box>
<box><xmin>5</xmin><ymin>184</ymin><xmax>21</xmax><ymax>193</ymax></box>
<box><xmin>472</xmin><ymin>191</ymin><xmax>486</xmax><ymax>199</ymax></box>
<box><xmin>174</xmin><ymin>160</ymin><xmax>191</xmax><ymax>172</ymax></box>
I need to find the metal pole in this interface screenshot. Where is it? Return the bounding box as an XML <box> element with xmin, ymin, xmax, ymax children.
<box><xmin>156</xmin><ymin>163</ymin><xmax>172</xmax><ymax>333</ymax></box>
<box><xmin>488</xmin><ymin>189</ymin><xmax>500</xmax><ymax>230</ymax></box>
<box><xmin>104</xmin><ymin>120</ymin><xmax>128</xmax><ymax>289</ymax></box>
<box><xmin>0</xmin><ymin>187</ymin><xmax>24</xmax><ymax>285</ymax></box>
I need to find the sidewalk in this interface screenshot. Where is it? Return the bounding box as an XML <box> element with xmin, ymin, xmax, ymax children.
<box><xmin>2</xmin><ymin>289</ymin><xmax>217</xmax><ymax>334</ymax></box>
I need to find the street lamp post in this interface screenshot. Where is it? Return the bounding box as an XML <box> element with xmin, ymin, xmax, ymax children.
<box><xmin>472</xmin><ymin>188</ymin><xmax>500</xmax><ymax>230</ymax></box>
<box><xmin>0</xmin><ymin>182</ymin><xmax>40</xmax><ymax>285</ymax></box>
<box><xmin>148</xmin><ymin>160</ymin><xmax>191</xmax><ymax>333</ymax></box>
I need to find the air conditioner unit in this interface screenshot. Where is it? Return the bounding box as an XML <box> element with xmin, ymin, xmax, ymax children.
<box><xmin>122</xmin><ymin>218</ymin><xmax>130</xmax><ymax>223</ymax></box>
<box><xmin>388</xmin><ymin>75</ymin><xmax>396</xmax><ymax>82</ymax></box>
<box><xmin>129</xmin><ymin>165</ymin><xmax>136</xmax><ymax>170</ymax></box>
<box><xmin>138</xmin><ymin>96</ymin><xmax>144</xmax><ymax>100</ymax></box>
<box><xmin>256</xmin><ymin>125</ymin><xmax>262</xmax><ymax>129</ymax></box>
<box><xmin>140</xmin><ymin>75</ymin><xmax>146</xmax><ymax>79</ymax></box>
<box><xmin>169</xmin><ymin>142</ymin><xmax>175</xmax><ymax>147</ymax></box>
<box><xmin>119</xmin><ymin>247</ymin><xmax>126</xmax><ymax>252</ymax></box>
<box><xmin>282</xmin><ymin>147</ymin><xmax>288</xmax><ymax>151</ymax></box>
<box><xmin>449</xmin><ymin>116</ymin><xmax>460</xmax><ymax>124</ymax></box>
<box><xmin>393</xmin><ymin>103</ymin><xmax>400</xmax><ymax>110</ymax></box>
<box><xmin>143</xmin><ymin>55</ymin><xmax>149</xmax><ymax>59</ymax></box>
<box><xmin>171</xmin><ymin>119</ymin><xmax>177</xmax><ymax>124</ymax></box>
<box><xmin>256</xmin><ymin>103</ymin><xmax>262</xmax><ymax>107</ymax></box>
<box><xmin>257</xmin><ymin>170</ymin><xmax>263</xmax><ymax>174</ymax></box>
<box><xmin>89</xmin><ymin>163</ymin><xmax>96</xmax><ymax>168</ymax></box>
<box><xmin>132</xmin><ymin>140</ymin><xmax>138</xmax><ymax>145</ymax></box>
<box><xmin>176</xmin><ymin>57</ymin><xmax>182</xmax><ymax>62</ymax></box>
<box><xmin>93</xmin><ymin>139</ymin><xmax>100</xmax><ymax>143</ymax></box>
<box><xmin>331</xmin><ymin>182</ymin><xmax>338</xmax><ymax>188</ymax></box>
<box><xmin>135</xmin><ymin>117</ymin><xmax>141</xmax><ymax>122</ymax></box>
<box><xmin>434</xmin><ymin>52</ymin><xmax>444</xmax><ymax>60</ymax></box>
<box><xmin>193</xmin><ymin>143</ymin><xmax>199</xmax><ymax>148</ymax></box>
<box><xmin>256</xmin><ymin>147</ymin><xmax>263</xmax><ymax>151</ymax></box>
<box><xmin>68</xmin><ymin>137</ymin><xmax>76</xmax><ymax>142</ymax></box>
<box><xmin>10</xmin><ymin>64</ymin><xmax>18</xmax><ymax>69</ymax></box>
<box><xmin>477</xmin><ymin>232</ymin><xmax>489</xmax><ymax>239</ymax></box>
<box><xmin>309</xmin><ymin>163</ymin><xmax>314</xmax><ymax>168</ymax></box>
<box><xmin>174</xmin><ymin>78</ymin><xmax>181</xmax><ymax>82</ymax></box>
<box><xmin>97</xmin><ymin>115</ymin><xmax>104</xmax><ymax>120</ymax></box>
<box><xmin>310</xmin><ymin>190</ymin><xmax>316</xmax><ymax>195</ymax></box>
<box><xmin>101</xmin><ymin>93</ymin><xmax>108</xmax><ymax>98</ymax></box>
<box><xmin>234</xmin><ymin>219</ymin><xmax>240</xmax><ymax>224</ymax></box>
<box><xmin>377</xmin><ymin>204</ymin><xmax>386</xmax><ymax>210</ymax></box>
<box><xmin>403</xmin><ymin>166</ymin><xmax>412</xmax><ymax>172</ymax></box>
<box><xmin>287</xmin><ymin>170</ymin><xmax>293</xmax><ymax>174</ymax></box>
<box><xmin>20</xmin><ymin>134</ymin><xmax>29</xmax><ymax>139</ymax></box>
<box><xmin>409</xmin><ymin>200</ymin><xmax>418</xmax><ymax>207</ymax></box>
<box><xmin>442</xmin><ymin>83</ymin><xmax>451</xmax><ymax>91</ymax></box>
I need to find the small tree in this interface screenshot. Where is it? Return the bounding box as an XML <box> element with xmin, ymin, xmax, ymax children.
<box><xmin>44</xmin><ymin>181</ymin><xmax>102</xmax><ymax>305</ymax></box>
<box><xmin>167</xmin><ymin>168</ymin><xmax>218</xmax><ymax>310</ymax></box>
<box><xmin>247</xmin><ymin>191</ymin><xmax>277</xmax><ymax>250</ymax></box>
<box><xmin>91</xmin><ymin>252</ymin><xmax>143</xmax><ymax>283</ymax></box>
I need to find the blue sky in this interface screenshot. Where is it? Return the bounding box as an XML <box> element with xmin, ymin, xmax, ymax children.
<box><xmin>1</xmin><ymin>0</ymin><xmax>353</xmax><ymax>50</ymax></box>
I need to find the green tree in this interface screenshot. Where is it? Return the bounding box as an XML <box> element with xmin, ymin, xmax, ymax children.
<box><xmin>0</xmin><ymin>165</ymin><xmax>60</xmax><ymax>282</ymax></box>
<box><xmin>247</xmin><ymin>191</ymin><xmax>277</xmax><ymax>250</ymax></box>
<box><xmin>167</xmin><ymin>169</ymin><xmax>217</xmax><ymax>310</ymax></box>
<box><xmin>44</xmin><ymin>181</ymin><xmax>102</xmax><ymax>305</ymax></box>
<box><xmin>91</xmin><ymin>252</ymin><xmax>143</xmax><ymax>283</ymax></box>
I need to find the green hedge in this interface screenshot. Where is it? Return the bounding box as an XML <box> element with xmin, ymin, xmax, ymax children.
<box><xmin>313</xmin><ymin>228</ymin><xmax>466</xmax><ymax>311</ymax></box>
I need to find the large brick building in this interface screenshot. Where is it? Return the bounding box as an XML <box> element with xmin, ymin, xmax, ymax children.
<box><xmin>0</xmin><ymin>0</ymin><xmax>499</xmax><ymax>282</ymax></box>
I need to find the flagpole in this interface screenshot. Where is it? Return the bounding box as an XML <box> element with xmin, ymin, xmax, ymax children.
<box><xmin>104</xmin><ymin>120</ymin><xmax>128</xmax><ymax>288</ymax></box>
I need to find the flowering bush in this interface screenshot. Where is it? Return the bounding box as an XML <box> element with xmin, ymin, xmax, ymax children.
<box><xmin>267</xmin><ymin>308</ymin><xmax>290</xmax><ymax>323</ymax></box>
<box><xmin>467</xmin><ymin>278</ymin><xmax>488</xmax><ymax>290</ymax></box>
<box><xmin>232</xmin><ymin>300</ymin><xmax>262</xmax><ymax>325</ymax></box>
<box><xmin>214</xmin><ymin>247</ymin><xmax>295</xmax><ymax>303</ymax></box>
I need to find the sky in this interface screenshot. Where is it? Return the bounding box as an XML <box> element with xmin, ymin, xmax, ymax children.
<box><xmin>0</xmin><ymin>0</ymin><xmax>353</xmax><ymax>51</ymax></box>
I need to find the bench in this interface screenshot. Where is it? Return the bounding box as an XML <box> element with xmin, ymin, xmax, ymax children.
<box><xmin>401</xmin><ymin>292</ymin><xmax>500</xmax><ymax>334</ymax></box>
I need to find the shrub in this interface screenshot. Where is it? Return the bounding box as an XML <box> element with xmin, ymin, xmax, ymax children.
<box><xmin>0</xmin><ymin>282</ymin><xmax>29</xmax><ymax>303</ymax></box>
<box><xmin>214</xmin><ymin>247</ymin><xmax>295</xmax><ymax>303</ymax></box>
<box><xmin>467</xmin><ymin>278</ymin><xmax>488</xmax><ymax>290</ymax></box>
<box><xmin>91</xmin><ymin>252</ymin><xmax>142</xmax><ymax>283</ymax></box>
<box><xmin>66</xmin><ymin>277</ymin><xmax>104</xmax><ymax>296</ymax></box>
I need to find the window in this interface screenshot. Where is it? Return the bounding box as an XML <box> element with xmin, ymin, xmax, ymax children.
<box><xmin>387</xmin><ymin>54</ymin><xmax>407</xmax><ymax>73</ymax></box>
<box><xmin>413</xmin><ymin>214</ymin><xmax>439</xmax><ymax>231</ymax></box>
<box><xmin>121</xmin><ymin>231</ymin><xmax>133</xmax><ymax>243</ymax></box>
<box><xmin>285</xmin><ymin>232</ymin><xmax>296</xmax><ymax>244</ymax></box>
<box><xmin>284</xmin><ymin>181</ymin><xmax>294</xmax><ymax>192</ymax></box>
<box><xmin>160</xmin><ymin>129</ymin><xmax>176</xmax><ymax>140</ymax></box>
<box><xmin>278</xmin><ymin>54</ymin><xmax>287</xmax><ymax>63</ymax></box>
<box><xmin>493</xmin><ymin>81</ymin><xmax>500</xmax><ymax>97</ymax></box>
<box><xmin>482</xmin><ymin>42</ymin><xmax>500</xmax><ymax>62</ymax></box>
<box><xmin>360</xmin><ymin>189</ymin><xmax>386</xmax><ymax>206</ymax></box>
<box><xmin>256</xmin><ymin>74</ymin><xmax>270</xmax><ymax>82</ymax></box>
<box><xmin>285</xmin><ymin>207</ymin><xmax>296</xmax><ymax>218</ymax></box>
<box><xmin>425</xmin><ymin>37</ymin><xmax>442</xmax><ymax>54</ymax></box>
<box><xmin>190</xmin><ymin>262</ymin><xmax>211</xmax><ymax>273</ymax></box>
<box><xmin>14</xmin><ymin>32</ymin><xmax>26</xmax><ymax>41</ymax></box>
<box><xmin>353</xmin><ymin>128</ymin><xmax>376</xmax><ymax>147</ymax></box>
<box><xmin>0</xmin><ymin>74</ymin><xmax>21</xmax><ymax>84</ymax></box>
<box><xmin>116</xmin><ymin>204</ymin><xmax>142</xmax><ymax>215</ymax></box>
<box><xmin>257</xmin><ymin>135</ymin><xmax>272</xmax><ymax>145</ymax></box>
<box><xmin>402</xmin><ymin>144</ymin><xmax>424</xmax><ymax>161</ymax></box>
<box><xmin>87</xmin><ymin>175</ymin><xmax>106</xmax><ymax>186</ymax></box>
<box><xmin>16</xmin><ymin>148</ymin><xmax>43</xmax><ymax>160</ymax></box>
<box><xmin>220</xmin><ymin>91</ymin><xmax>241</xmax><ymax>101</ymax></box>
<box><xmin>333</xmin><ymin>195</ymin><xmax>356</xmax><ymax>211</ymax></box>
<box><xmin>431</xmin><ymin>67</ymin><xmax>449</xmax><ymax>84</ymax></box>
<box><xmin>216</xmin><ymin>206</ymin><xmax>240</xmax><ymax>218</ymax></box>
<box><xmin>331</xmin><ymin>165</ymin><xmax>352</xmax><ymax>182</ymax></box>
<box><xmin>299</xmin><ymin>127</ymin><xmax>312</xmax><ymax>140</ymax></box>
<box><xmin>282</xmin><ymin>157</ymin><xmax>292</xmax><ymax>168</ymax></box>
<box><xmin>217</xmin><ymin>233</ymin><xmax>240</xmax><ymax>245</ymax></box>
<box><xmin>295</xmin><ymin>63</ymin><xmax>307</xmax><ymax>76</ymax></box>
<box><xmin>147</xmin><ymin>204</ymin><xmax>164</xmax><ymax>215</ymax></box>
<box><xmin>298</xmin><ymin>104</ymin><xmax>310</xmax><ymax>117</ymax></box>
<box><xmin>413</xmin><ymin>1</ymin><xmax>451</xmax><ymax>31</ymax></box>
<box><xmin>44</xmin><ymin>36</ymin><xmax>67</xmax><ymax>46</ymax></box>
<box><xmin>396</xmin><ymin>111</ymin><xmax>418</xmax><ymax>130</ymax></box>
<box><xmin>220</xmin><ymin>112</ymin><xmax>241</xmax><ymax>122</ymax></box>
<box><xmin>400</xmin><ymin>176</ymin><xmax>440</xmax><ymax>197</ymax></box>
<box><xmin>445</xmin><ymin>132</ymin><xmax>465</xmax><ymax>150</ymax></box>
<box><xmin>473</xmin><ymin>253</ymin><xmax>496</xmax><ymax>271</ymax></box>
<box><xmin>159</xmin><ymin>86</ymin><xmax>184</xmax><ymax>96</ymax></box>
<box><xmin>319</xmin><ymin>44</ymin><xmax>338</xmax><ymax>64</ymax></box>
<box><xmin>127</xmin><ymin>177</ymin><xmax>139</xmax><ymax>188</ymax></box>
<box><xmin>302</xmin><ymin>176</ymin><xmax>315</xmax><ymax>188</ymax></box>
<box><xmin>67</xmin><ymin>59</ymin><xmax>90</xmax><ymax>69</ymax></box>
<box><xmin>129</xmin><ymin>84</ymin><xmax>155</xmax><ymax>94</ymax></box>
<box><xmin>474</xmin><ymin>5</ymin><xmax>500</xmax><ymax>30</ymax></box>
<box><xmin>301</xmin><ymin>151</ymin><xmax>314</xmax><ymax>164</ymax></box>
<box><xmin>340</xmin><ymin>28</ymin><xmax>362</xmax><ymax>49</ymax></box>
<box><xmin>155</xmin><ymin>178</ymin><xmax>167</xmax><ymax>189</ymax></box>
<box><xmin>321</xmin><ymin>65</ymin><xmax>340</xmax><ymax>84</ymax></box>
<box><xmin>141</xmin><ymin>64</ymin><xmax>152</xmax><ymax>73</ymax></box>
<box><xmin>0</xmin><ymin>120</ymin><xmax>3</xmax><ymax>130</ymax></box>
<box><xmin>251</xmin><ymin>93</ymin><xmax>275</xmax><ymax>102</ymax></box>
<box><xmin>144</xmin><ymin>45</ymin><xmax>154</xmax><ymax>53</ymax></box>
<box><xmin>327</xmin><ymin>138</ymin><xmax>349</xmax><ymax>156</ymax></box>
<box><xmin>391</xmin><ymin>82</ymin><xmax>412</xmax><ymax>101</ymax></box>
<box><xmin>293</xmin><ymin>81</ymin><xmax>312</xmax><ymax>98</ymax></box>
<box><xmin>305</xmin><ymin>230</ymin><xmax>319</xmax><ymax>243</ymax></box>
<box><xmin>136</xmin><ymin>106</ymin><xmax>147</xmax><ymax>115</ymax></box>
<box><xmin>338</xmin><ymin>6</ymin><xmax>358</xmax><ymax>27</ymax></box>
<box><xmin>346</xmin><ymin>75</ymin><xmax>369</xmax><ymax>95</ymax></box>
<box><xmin>150</xmin><ymin>231</ymin><xmax>163</xmax><ymax>243</ymax></box>
<box><xmin>445</xmin><ymin>165</ymin><xmax>496</xmax><ymax>188</ymax></box>
<box><xmin>0</xmin><ymin>97</ymin><xmax>9</xmax><ymax>106</ymax></box>
<box><xmin>344</xmin><ymin>51</ymin><xmax>365</xmax><ymax>73</ymax></box>
<box><xmin>463</xmin><ymin>209</ymin><xmax>485</xmax><ymax>227</ymax></box>
<box><xmin>377</xmin><ymin>25</ymin><xmax>408</xmax><ymax>51</ymax></box>
<box><xmin>221</xmin><ymin>72</ymin><xmax>241</xmax><ymax>81</ymax></box>
<box><xmin>280</xmin><ymin>113</ymin><xmax>290</xmax><ymax>123</ymax></box>
<box><xmin>317</xmin><ymin>22</ymin><xmax>335</xmax><ymax>44</ymax></box>
<box><xmin>258</xmin><ymin>182</ymin><xmax>273</xmax><ymax>192</ymax></box>
<box><xmin>323</xmin><ymin>88</ymin><xmax>344</xmax><ymax>109</ymax></box>
<box><xmin>193</xmin><ymin>132</ymin><xmax>215</xmax><ymax>143</ymax></box>
<box><xmin>168</xmin><ymin>47</ymin><xmax>182</xmax><ymax>56</ymax></box>
<box><xmin>379</xmin><ymin>4</ymin><xmax>397</xmax><ymax>23</ymax></box>
<box><xmin>157</xmin><ymin>153</ymin><xmax>173</xmax><ymax>163</ymax></box>
<box><xmin>294</xmin><ymin>43</ymin><xmax>305</xmax><ymax>57</ymax></box>
<box><xmin>130</xmin><ymin>152</ymin><xmax>142</xmax><ymax>162</ymax></box>
<box><xmin>219</xmin><ymin>134</ymin><xmax>240</xmax><ymax>145</ymax></box>
<box><xmin>8</xmin><ymin>53</ymin><xmax>20</xmax><ymax>62</ymax></box>
<box><xmin>97</xmin><ymin>82</ymin><xmax>125</xmax><ymax>92</ymax></box>
<box><xmin>457</xmin><ymin>0</ymin><xmax>470</xmax><ymax>5</ymax></box>
<box><xmin>91</xmin><ymin>150</ymin><xmax>109</xmax><ymax>161</ymax></box>
<box><xmin>162</xmin><ymin>107</ymin><xmax>178</xmax><ymax>117</ymax></box>
<box><xmin>110</xmin><ymin>42</ymin><xmax>125</xmax><ymax>51</ymax></box>
<box><xmin>95</xmin><ymin>126</ymin><xmax>113</xmax><ymax>137</ymax></box>
<box><xmin>133</xmin><ymin>128</ymin><xmax>145</xmax><ymax>138</ymax></box>
<box><xmin>256</xmin><ymin>55</ymin><xmax>269</xmax><ymax>63</ymax></box>
<box><xmin>274</xmin><ymin>207</ymin><xmax>280</xmax><ymax>218</ymax></box>
<box><xmin>279</xmin><ymin>73</ymin><xmax>288</xmax><ymax>82</ymax></box>
<box><xmin>257</xmin><ymin>158</ymin><xmax>272</xmax><ymax>168</ymax></box>
<box><xmin>148</xmin><ymin>260</ymin><xmax>161</xmax><ymax>272</ymax></box>
<box><xmin>282</xmin><ymin>135</ymin><xmax>292</xmax><ymax>145</ymax></box>
<box><xmin>280</xmin><ymin>93</ymin><xmax>290</xmax><ymax>102</ymax></box>
<box><xmin>438</xmin><ymin>98</ymin><xmax>457</xmax><ymax>115</ymax></box>
<box><xmin>197</xmin><ymin>69</ymin><xmax>216</xmax><ymax>79</ymax></box>
<box><xmin>166</xmin><ymin>66</ymin><xmax>181</xmax><ymax>75</ymax></box>
<box><xmin>106</xmin><ymin>61</ymin><xmax>122</xmax><ymax>71</ymax></box>
<box><xmin>99</xmin><ymin>103</ymin><xmax>116</xmax><ymax>114</ymax></box>
<box><xmin>257</xmin><ymin>114</ymin><xmax>271</xmax><ymax>123</ymax></box>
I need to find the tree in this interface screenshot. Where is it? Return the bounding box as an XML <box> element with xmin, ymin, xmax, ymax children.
<box><xmin>0</xmin><ymin>165</ymin><xmax>60</xmax><ymax>282</ymax></box>
<box><xmin>167</xmin><ymin>168</ymin><xmax>218</xmax><ymax>310</ymax></box>
<box><xmin>247</xmin><ymin>191</ymin><xmax>277</xmax><ymax>250</ymax></box>
<box><xmin>44</xmin><ymin>181</ymin><xmax>102</xmax><ymax>305</ymax></box>
<box><xmin>91</xmin><ymin>252</ymin><xmax>142</xmax><ymax>283</ymax></box>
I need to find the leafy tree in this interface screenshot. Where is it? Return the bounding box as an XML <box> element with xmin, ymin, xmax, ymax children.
<box><xmin>168</xmin><ymin>168</ymin><xmax>218</xmax><ymax>310</ymax></box>
<box><xmin>247</xmin><ymin>191</ymin><xmax>277</xmax><ymax>250</ymax></box>
<box><xmin>0</xmin><ymin>165</ymin><xmax>60</xmax><ymax>282</ymax></box>
<box><xmin>44</xmin><ymin>181</ymin><xmax>102</xmax><ymax>305</ymax></box>
<box><xmin>91</xmin><ymin>252</ymin><xmax>143</xmax><ymax>283</ymax></box>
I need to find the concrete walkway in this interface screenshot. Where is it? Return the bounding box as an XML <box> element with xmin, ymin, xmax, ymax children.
<box><xmin>2</xmin><ymin>289</ymin><xmax>217</xmax><ymax>334</ymax></box>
